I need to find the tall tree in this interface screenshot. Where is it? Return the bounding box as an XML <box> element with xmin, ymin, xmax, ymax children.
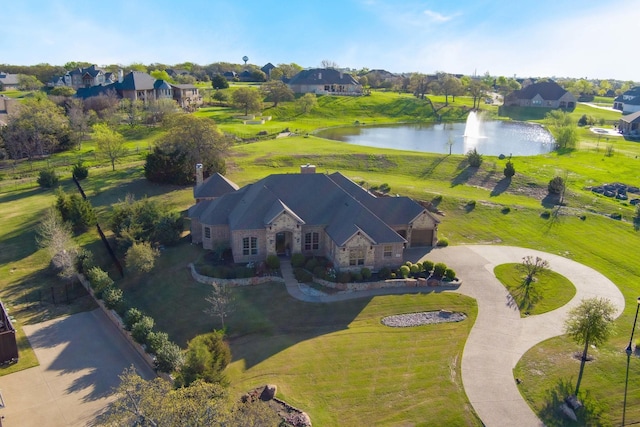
<box><xmin>261</xmin><ymin>80</ymin><xmax>294</xmax><ymax>107</ymax></box>
<box><xmin>468</xmin><ymin>79</ymin><xmax>490</xmax><ymax>109</ymax></box>
<box><xmin>1</xmin><ymin>92</ymin><xmax>69</xmax><ymax>159</ymax></box>
<box><xmin>17</xmin><ymin>74</ymin><xmax>43</xmax><ymax>91</ymax></box>
<box><xmin>409</xmin><ymin>73</ymin><xmax>430</xmax><ymax>99</ymax></box>
<box><xmin>296</xmin><ymin>93</ymin><xmax>318</xmax><ymax>114</ymax></box>
<box><xmin>564</xmin><ymin>298</ymin><xmax>616</xmax><ymax>396</ymax></box>
<box><xmin>211</xmin><ymin>74</ymin><xmax>229</xmax><ymax>89</ymax></box>
<box><xmin>36</xmin><ymin>208</ymin><xmax>79</xmax><ymax>280</ymax></box>
<box><xmin>545</xmin><ymin>110</ymin><xmax>578</xmax><ymax>149</ymax></box>
<box><xmin>231</xmin><ymin>87</ymin><xmax>262</xmax><ymax>116</ymax></box>
<box><xmin>92</xmin><ymin>123</ymin><xmax>126</xmax><ymax>171</ymax></box>
<box><xmin>146</xmin><ymin>114</ymin><xmax>230</xmax><ymax>184</ymax></box>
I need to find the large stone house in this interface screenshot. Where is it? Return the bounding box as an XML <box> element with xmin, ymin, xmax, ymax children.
<box><xmin>75</xmin><ymin>71</ymin><xmax>201</xmax><ymax>109</ymax></box>
<box><xmin>188</xmin><ymin>166</ymin><xmax>440</xmax><ymax>271</ymax></box>
<box><xmin>505</xmin><ymin>81</ymin><xmax>576</xmax><ymax>109</ymax></box>
<box><xmin>0</xmin><ymin>72</ymin><xmax>19</xmax><ymax>91</ymax></box>
<box><xmin>48</xmin><ymin>65</ymin><xmax>115</xmax><ymax>89</ymax></box>
<box><xmin>613</xmin><ymin>86</ymin><xmax>640</xmax><ymax>114</ymax></box>
<box><xmin>287</xmin><ymin>68</ymin><xmax>362</xmax><ymax>96</ymax></box>
<box><xmin>619</xmin><ymin>111</ymin><xmax>640</xmax><ymax>137</ymax></box>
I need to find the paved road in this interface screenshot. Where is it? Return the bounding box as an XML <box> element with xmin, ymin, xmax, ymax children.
<box><xmin>281</xmin><ymin>245</ymin><xmax>626</xmax><ymax>426</ymax></box>
<box><xmin>0</xmin><ymin>309</ymin><xmax>156</xmax><ymax>427</ymax></box>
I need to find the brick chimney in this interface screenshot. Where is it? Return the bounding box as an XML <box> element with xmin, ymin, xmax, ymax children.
<box><xmin>300</xmin><ymin>164</ymin><xmax>316</xmax><ymax>174</ymax></box>
<box><xmin>195</xmin><ymin>164</ymin><xmax>204</xmax><ymax>186</ymax></box>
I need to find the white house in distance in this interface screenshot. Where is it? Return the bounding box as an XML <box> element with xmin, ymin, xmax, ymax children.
<box><xmin>613</xmin><ymin>86</ymin><xmax>640</xmax><ymax>114</ymax></box>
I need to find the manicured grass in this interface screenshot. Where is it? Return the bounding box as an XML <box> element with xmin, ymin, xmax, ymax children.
<box><xmin>1</xmin><ymin>92</ymin><xmax>640</xmax><ymax>423</ymax></box>
<box><xmin>493</xmin><ymin>263</ymin><xmax>576</xmax><ymax>316</ymax></box>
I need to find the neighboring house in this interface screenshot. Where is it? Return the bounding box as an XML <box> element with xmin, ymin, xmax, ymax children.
<box><xmin>287</xmin><ymin>68</ymin><xmax>362</xmax><ymax>95</ymax></box>
<box><xmin>188</xmin><ymin>165</ymin><xmax>440</xmax><ymax>271</ymax></box>
<box><xmin>171</xmin><ymin>83</ymin><xmax>203</xmax><ymax>109</ymax></box>
<box><xmin>0</xmin><ymin>95</ymin><xmax>19</xmax><ymax>126</ymax></box>
<box><xmin>618</xmin><ymin>111</ymin><xmax>640</xmax><ymax>137</ymax></box>
<box><xmin>48</xmin><ymin>65</ymin><xmax>116</xmax><ymax>89</ymax></box>
<box><xmin>613</xmin><ymin>86</ymin><xmax>640</xmax><ymax>114</ymax></box>
<box><xmin>166</xmin><ymin>69</ymin><xmax>190</xmax><ymax>78</ymax></box>
<box><xmin>505</xmin><ymin>81</ymin><xmax>576</xmax><ymax>109</ymax></box>
<box><xmin>261</xmin><ymin>63</ymin><xmax>275</xmax><ymax>79</ymax></box>
<box><xmin>223</xmin><ymin>71</ymin><xmax>237</xmax><ymax>81</ymax></box>
<box><xmin>76</xmin><ymin>71</ymin><xmax>177</xmax><ymax>105</ymax></box>
<box><xmin>0</xmin><ymin>72</ymin><xmax>19</xmax><ymax>91</ymax></box>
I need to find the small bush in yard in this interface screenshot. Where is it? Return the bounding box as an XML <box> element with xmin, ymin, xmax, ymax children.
<box><xmin>422</xmin><ymin>260</ymin><xmax>434</xmax><ymax>273</ymax></box>
<box><xmin>378</xmin><ymin>267</ymin><xmax>391</xmax><ymax>280</ymax></box>
<box><xmin>399</xmin><ymin>265</ymin><xmax>410</xmax><ymax>278</ymax></box>
<box><xmin>38</xmin><ymin>169</ymin><xmax>59</xmax><ymax>188</ymax></box>
<box><xmin>146</xmin><ymin>331</ymin><xmax>170</xmax><ymax>354</ymax></box>
<box><xmin>433</xmin><ymin>262</ymin><xmax>447</xmax><ymax>277</ymax></box>
<box><xmin>293</xmin><ymin>268</ymin><xmax>312</xmax><ymax>283</ymax></box>
<box><xmin>436</xmin><ymin>238</ymin><xmax>449</xmax><ymax>247</ymax></box>
<box><xmin>155</xmin><ymin>341</ymin><xmax>183</xmax><ymax>373</ymax></box>
<box><xmin>337</xmin><ymin>271</ymin><xmax>351</xmax><ymax>283</ymax></box>
<box><xmin>102</xmin><ymin>285</ymin><xmax>124</xmax><ymax>311</ymax></box>
<box><xmin>351</xmin><ymin>271</ymin><xmax>362</xmax><ymax>282</ymax></box>
<box><xmin>444</xmin><ymin>268</ymin><xmax>456</xmax><ymax>281</ymax></box>
<box><xmin>361</xmin><ymin>267</ymin><xmax>372</xmax><ymax>280</ymax></box>
<box><xmin>291</xmin><ymin>253</ymin><xmax>306</xmax><ymax>268</ymax></box>
<box><xmin>131</xmin><ymin>316</ymin><xmax>155</xmax><ymax>345</ymax></box>
<box><xmin>124</xmin><ymin>307</ymin><xmax>144</xmax><ymax>330</ymax></box>
<box><xmin>87</xmin><ymin>266</ymin><xmax>113</xmax><ymax>295</ymax></box>
<box><xmin>265</xmin><ymin>254</ymin><xmax>280</xmax><ymax>270</ymax></box>
<box><xmin>72</xmin><ymin>161</ymin><xmax>88</xmax><ymax>180</ymax></box>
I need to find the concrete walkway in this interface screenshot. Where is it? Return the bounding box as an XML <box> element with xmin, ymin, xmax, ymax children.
<box><xmin>279</xmin><ymin>245</ymin><xmax>626</xmax><ymax>427</ymax></box>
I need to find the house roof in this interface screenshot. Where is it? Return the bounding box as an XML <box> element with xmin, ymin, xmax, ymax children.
<box><xmin>288</xmin><ymin>68</ymin><xmax>360</xmax><ymax>86</ymax></box>
<box><xmin>0</xmin><ymin>72</ymin><xmax>19</xmax><ymax>86</ymax></box>
<box><xmin>194</xmin><ymin>172</ymin><xmax>239</xmax><ymax>199</ymax></box>
<box><xmin>620</xmin><ymin>111</ymin><xmax>640</xmax><ymax>124</ymax></box>
<box><xmin>509</xmin><ymin>81</ymin><xmax>571</xmax><ymax>101</ymax></box>
<box><xmin>154</xmin><ymin>80</ymin><xmax>172</xmax><ymax>90</ymax></box>
<box><xmin>117</xmin><ymin>71</ymin><xmax>157</xmax><ymax>91</ymax></box>
<box><xmin>192</xmin><ymin>172</ymin><xmax>413</xmax><ymax>245</ymax></box>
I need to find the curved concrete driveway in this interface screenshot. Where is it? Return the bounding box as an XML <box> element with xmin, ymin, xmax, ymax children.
<box><xmin>281</xmin><ymin>245</ymin><xmax>626</xmax><ymax>426</ymax></box>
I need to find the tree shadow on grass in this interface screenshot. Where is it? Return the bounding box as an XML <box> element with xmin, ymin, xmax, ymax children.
<box><xmin>536</xmin><ymin>378</ymin><xmax>607</xmax><ymax>426</ymax></box>
<box><xmin>451</xmin><ymin>166</ymin><xmax>478</xmax><ymax>187</ymax></box>
<box><xmin>490</xmin><ymin>177</ymin><xmax>511</xmax><ymax>197</ymax></box>
<box><xmin>419</xmin><ymin>156</ymin><xmax>447</xmax><ymax>179</ymax></box>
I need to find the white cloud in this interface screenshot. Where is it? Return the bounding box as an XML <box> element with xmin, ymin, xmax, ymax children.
<box><xmin>423</xmin><ymin>9</ymin><xmax>454</xmax><ymax>23</ymax></box>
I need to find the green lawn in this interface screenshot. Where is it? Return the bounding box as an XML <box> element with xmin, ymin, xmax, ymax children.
<box><xmin>494</xmin><ymin>263</ymin><xmax>576</xmax><ymax>316</ymax></box>
<box><xmin>1</xmin><ymin>93</ymin><xmax>640</xmax><ymax>424</ymax></box>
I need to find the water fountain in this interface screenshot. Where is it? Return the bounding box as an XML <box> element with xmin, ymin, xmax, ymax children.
<box><xmin>463</xmin><ymin>110</ymin><xmax>483</xmax><ymax>139</ymax></box>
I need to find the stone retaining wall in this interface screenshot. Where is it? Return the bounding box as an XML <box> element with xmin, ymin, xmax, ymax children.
<box><xmin>189</xmin><ymin>263</ymin><xmax>284</xmax><ymax>287</ymax></box>
<box><xmin>314</xmin><ymin>276</ymin><xmax>461</xmax><ymax>292</ymax></box>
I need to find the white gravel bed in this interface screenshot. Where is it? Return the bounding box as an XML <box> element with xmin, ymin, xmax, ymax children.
<box><xmin>381</xmin><ymin>311</ymin><xmax>467</xmax><ymax>327</ymax></box>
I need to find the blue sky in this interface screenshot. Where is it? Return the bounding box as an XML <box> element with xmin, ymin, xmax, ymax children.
<box><xmin>2</xmin><ymin>0</ymin><xmax>639</xmax><ymax>81</ymax></box>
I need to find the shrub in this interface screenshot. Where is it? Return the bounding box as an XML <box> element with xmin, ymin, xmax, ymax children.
<box><xmin>432</xmin><ymin>194</ymin><xmax>443</xmax><ymax>203</ymax></box>
<box><xmin>124</xmin><ymin>307</ymin><xmax>144</xmax><ymax>331</ymax></box>
<box><xmin>361</xmin><ymin>267</ymin><xmax>372</xmax><ymax>280</ymax></box>
<box><xmin>540</xmin><ymin>210</ymin><xmax>551</xmax><ymax>219</ymax></box>
<box><xmin>102</xmin><ymin>285</ymin><xmax>124</xmax><ymax>311</ymax></box>
<box><xmin>55</xmin><ymin>188</ymin><xmax>96</xmax><ymax>231</ymax></box>
<box><xmin>548</xmin><ymin>176</ymin><xmax>565</xmax><ymax>195</ymax></box>
<box><xmin>421</xmin><ymin>260</ymin><xmax>434</xmax><ymax>273</ymax></box>
<box><xmin>504</xmin><ymin>160</ymin><xmax>515</xmax><ymax>178</ymax></box>
<box><xmin>131</xmin><ymin>315</ymin><xmax>155</xmax><ymax>345</ymax></box>
<box><xmin>125</xmin><ymin>242</ymin><xmax>159</xmax><ymax>274</ymax></box>
<box><xmin>313</xmin><ymin>265</ymin><xmax>326</xmax><ymax>278</ymax></box>
<box><xmin>378</xmin><ymin>267</ymin><xmax>391</xmax><ymax>280</ymax></box>
<box><xmin>466</xmin><ymin>200</ymin><xmax>476</xmax><ymax>209</ymax></box>
<box><xmin>579</xmin><ymin>214</ymin><xmax>587</xmax><ymax>221</ymax></box>
<box><xmin>234</xmin><ymin>265</ymin><xmax>255</xmax><ymax>279</ymax></box>
<box><xmin>337</xmin><ymin>271</ymin><xmax>351</xmax><ymax>283</ymax></box>
<box><xmin>433</xmin><ymin>262</ymin><xmax>447</xmax><ymax>277</ymax></box>
<box><xmin>501</xmin><ymin>207</ymin><xmax>511</xmax><ymax>214</ymax></box>
<box><xmin>436</xmin><ymin>238</ymin><xmax>449</xmax><ymax>247</ymax></box>
<box><xmin>293</xmin><ymin>268</ymin><xmax>312</xmax><ymax>283</ymax></box>
<box><xmin>37</xmin><ymin>169</ymin><xmax>59</xmax><ymax>188</ymax></box>
<box><xmin>178</xmin><ymin>331</ymin><xmax>230</xmax><ymax>387</ymax></box>
<box><xmin>305</xmin><ymin>257</ymin><xmax>318</xmax><ymax>271</ymax></box>
<box><xmin>351</xmin><ymin>271</ymin><xmax>362</xmax><ymax>282</ymax></box>
<box><xmin>291</xmin><ymin>253</ymin><xmax>306</xmax><ymax>268</ymax></box>
<box><xmin>72</xmin><ymin>161</ymin><xmax>88</xmax><ymax>180</ymax></box>
<box><xmin>155</xmin><ymin>341</ymin><xmax>184</xmax><ymax>373</ymax></box>
<box><xmin>466</xmin><ymin>148</ymin><xmax>483</xmax><ymax>167</ymax></box>
<box><xmin>146</xmin><ymin>331</ymin><xmax>170</xmax><ymax>354</ymax></box>
<box><xmin>87</xmin><ymin>266</ymin><xmax>113</xmax><ymax>295</ymax></box>
<box><xmin>76</xmin><ymin>249</ymin><xmax>94</xmax><ymax>274</ymax></box>
<box><xmin>444</xmin><ymin>268</ymin><xmax>456</xmax><ymax>281</ymax></box>
<box><xmin>399</xmin><ymin>265</ymin><xmax>410</xmax><ymax>278</ymax></box>
<box><xmin>409</xmin><ymin>263</ymin><xmax>420</xmax><ymax>275</ymax></box>
<box><xmin>265</xmin><ymin>254</ymin><xmax>280</xmax><ymax>270</ymax></box>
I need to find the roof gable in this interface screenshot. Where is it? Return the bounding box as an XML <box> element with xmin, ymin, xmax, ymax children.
<box><xmin>288</xmin><ymin>68</ymin><xmax>361</xmax><ymax>86</ymax></box>
<box><xmin>118</xmin><ymin>71</ymin><xmax>157</xmax><ymax>90</ymax></box>
<box><xmin>194</xmin><ymin>172</ymin><xmax>239</xmax><ymax>199</ymax></box>
<box><xmin>510</xmin><ymin>81</ymin><xmax>572</xmax><ymax>101</ymax></box>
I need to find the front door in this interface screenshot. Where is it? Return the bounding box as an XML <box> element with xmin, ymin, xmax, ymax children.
<box><xmin>276</xmin><ymin>232</ymin><xmax>287</xmax><ymax>256</ymax></box>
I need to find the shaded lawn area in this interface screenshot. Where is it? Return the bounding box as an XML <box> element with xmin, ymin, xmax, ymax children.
<box><xmin>119</xmin><ymin>243</ymin><xmax>480</xmax><ymax>426</ymax></box>
<box><xmin>493</xmin><ymin>263</ymin><xmax>576</xmax><ymax>316</ymax></box>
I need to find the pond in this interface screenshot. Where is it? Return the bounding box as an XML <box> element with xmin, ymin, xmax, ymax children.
<box><xmin>316</xmin><ymin>117</ymin><xmax>556</xmax><ymax>156</ymax></box>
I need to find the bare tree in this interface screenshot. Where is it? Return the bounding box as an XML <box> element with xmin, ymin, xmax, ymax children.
<box><xmin>204</xmin><ymin>283</ymin><xmax>234</xmax><ymax>329</ymax></box>
<box><xmin>36</xmin><ymin>208</ymin><xmax>79</xmax><ymax>279</ymax></box>
<box><xmin>520</xmin><ymin>256</ymin><xmax>549</xmax><ymax>286</ymax></box>
<box><xmin>320</xmin><ymin>59</ymin><xmax>339</xmax><ymax>69</ymax></box>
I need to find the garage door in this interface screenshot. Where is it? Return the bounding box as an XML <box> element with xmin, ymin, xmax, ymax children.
<box><xmin>410</xmin><ymin>229</ymin><xmax>433</xmax><ymax>247</ymax></box>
